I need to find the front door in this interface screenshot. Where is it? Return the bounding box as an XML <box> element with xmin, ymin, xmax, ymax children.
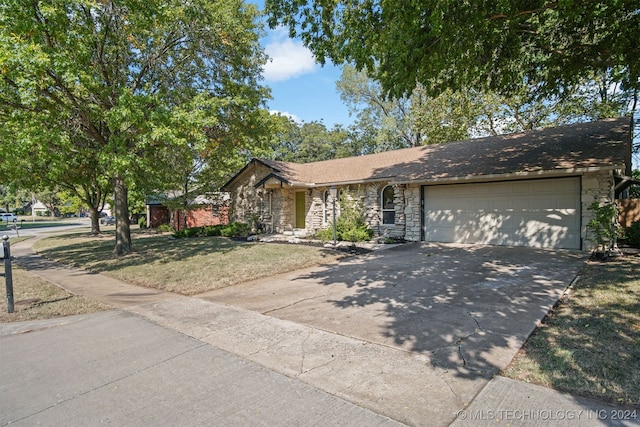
<box><xmin>295</xmin><ymin>191</ymin><xmax>306</xmax><ymax>229</ymax></box>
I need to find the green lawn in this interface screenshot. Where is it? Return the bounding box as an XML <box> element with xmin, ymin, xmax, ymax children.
<box><xmin>33</xmin><ymin>231</ymin><xmax>343</xmax><ymax>295</ymax></box>
<box><xmin>502</xmin><ymin>255</ymin><xmax>640</xmax><ymax>406</ymax></box>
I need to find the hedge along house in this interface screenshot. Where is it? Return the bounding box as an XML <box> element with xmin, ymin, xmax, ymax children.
<box><xmin>222</xmin><ymin>117</ymin><xmax>634</xmax><ymax>250</ymax></box>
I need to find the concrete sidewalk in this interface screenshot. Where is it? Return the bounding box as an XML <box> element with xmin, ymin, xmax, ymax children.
<box><xmin>3</xmin><ymin>239</ymin><xmax>639</xmax><ymax>426</ymax></box>
<box><xmin>1</xmin><ymin>311</ymin><xmax>400</xmax><ymax>426</ymax></box>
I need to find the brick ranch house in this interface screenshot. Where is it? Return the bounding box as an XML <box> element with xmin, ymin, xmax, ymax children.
<box><xmin>222</xmin><ymin>117</ymin><xmax>636</xmax><ymax>251</ymax></box>
<box><xmin>146</xmin><ymin>193</ymin><xmax>229</xmax><ymax>230</ymax></box>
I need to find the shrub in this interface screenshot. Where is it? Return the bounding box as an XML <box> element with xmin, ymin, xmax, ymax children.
<box><xmin>203</xmin><ymin>225</ymin><xmax>223</xmax><ymax>236</ymax></box>
<box><xmin>341</xmin><ymin>226</ymin><xmax>374</xmax><ymax>243</ymax></box>
<box><xmin>220</xmin><ymin>222</ymin><xmax>250</xmax><ymax>238</ymax></box>
<box><xmin>138</xmin><ymin>216</ymin><xmax>147</xmax><ymax>228</ymax></box>
<box><xmin>586</xmin><ymin>201</ymin><xmax>620</xmax><ymax>254</ymax></box>
<box><xmin>317</xmin><ymin>189</ymin><xmax>373</xmax><ymax>243</ymax></box>
<box><xmin>316</xmin><ymin>226</ymin><xmax>335</xmax><ymax>242</ymax></box>
<box><xmin>157</xmin><ymin>224</ymin><xmax>171</xmax><ymax>233</ymax></box>
<box><xmin>623</xmin><ymin>221</ymin><xmax>640</xmax><ymax>247</ymax></box>
<box><xmin>184</xmin><ymin>227</ymin><xmax>204</xmax><ymax>237</ymax></box>
<box><xmin>172</xmin><ymin>229</ymin><xmax>186</xmax><ymax>238</ymax></box>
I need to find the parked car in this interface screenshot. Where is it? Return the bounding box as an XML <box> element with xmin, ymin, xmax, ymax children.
<box><xmin>0</xmin><ymin>213</ymin><xmax>18</xmax><ymax>223</ymax></box>
<box><xmin>100</xmin><ymin>216</ymin><xmax>116</xmax><ymax>225</ymax></box>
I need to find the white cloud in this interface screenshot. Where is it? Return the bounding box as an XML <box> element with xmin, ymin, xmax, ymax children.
<box><xmin>269</xmin><ymin>109</ymin><xmax>302</xmax><ymax>123</ymax></box>
<box><xmin>263</xmin><ymin>29</ymin><xmax>317</xmax><ymax>82</ymax></box>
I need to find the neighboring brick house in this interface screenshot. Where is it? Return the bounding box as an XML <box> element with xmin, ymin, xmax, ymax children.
<box><xmin>222</xmin><ymin>118</ymin><xmax>635</xmax><ymax>251</ymax></box>
<box><xmin>146</xmin><ymin>194</ymin><xmax>229</xmax><ymax>230</ymax></box>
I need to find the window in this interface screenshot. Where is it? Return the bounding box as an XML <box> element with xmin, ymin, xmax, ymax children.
<box><xmin>381</xmin><ymin>186</ymin><xmax>395</xmax><ymax>224</ymax></box>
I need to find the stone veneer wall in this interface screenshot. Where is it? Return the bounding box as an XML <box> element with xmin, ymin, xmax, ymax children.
<box><xmin>229</xmin><ymin>169</ymin><xmax>616</xmax><ymax>249</ymax></box>
<box><xmin>403</xmin><ymin>185</ymin><xmax>422</xmax><ymax>241</ymax></box>
<box><xmin>227</xmin><ymin>163</ymin><xmax>286</xmax><ymax>232</ymax></box>
<box><xmin>301</xmin><ymin>183</ymin><xmax>410</xmax><ymax>239</ymax></box>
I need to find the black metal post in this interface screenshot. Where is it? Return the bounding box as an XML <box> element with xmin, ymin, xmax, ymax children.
<box><xmin>330</xmin><ymin>186</ymin><xmax>337</xmax><ymax>246</ymax></box>
<box><xmin>2</xmin><ymin>236</ymin><xmax>14</xmax><ymax>313</ymax></box>
<box><xmin>333</xmin><ymin>200</ymin><xmax>337</xmax><ymax>245</ymax></box>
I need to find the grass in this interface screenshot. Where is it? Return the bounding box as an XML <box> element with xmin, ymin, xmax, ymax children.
<box><xmin>0</xmin><ymin>266</ymin><xmax>111</xmax><ymax>322</ymax></box>
<box><xmin>501</xmin><ymin>254</ymin><xmax>640</xmax><ymax>406</ymax></box>
<box><xmin>33</xmin><ymin>231</ymin><xmax>343</xmax><ymax>296</ymax></box>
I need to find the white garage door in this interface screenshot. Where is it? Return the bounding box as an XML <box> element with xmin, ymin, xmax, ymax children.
<box><xmin>423</xmin><ymin>178</ymin><xmax>581</xmax><ymax>249</ymax></box>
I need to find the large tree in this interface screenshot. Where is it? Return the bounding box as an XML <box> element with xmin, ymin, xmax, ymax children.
<box><xmin>257</xmin><ymin>114</ymin><xmax>350</xmax><ymax>163</ymax></box>
<box><xmin>265</xmin><ymin>0</ymin><xmax>639</xmax><ymax>99</ymax></box>
<box><xmin>337</xmin><ymin>65</ymin><xmax>422</xmax><ymax>150</ymax></box>
<box><xmin>337</xmin><ymin>64</ymin><xmax>637</xmax><ymax>151</ymax></box>
<box><xmin>1</xmin><ymin>0</ymin><xmax>269</xmax><ymax>254</ymax></box>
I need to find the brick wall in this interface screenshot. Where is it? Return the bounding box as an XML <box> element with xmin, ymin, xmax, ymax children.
<box><xmin>172</xmin><ymin>205</ymin><xmax>229</xmax><ymax>230</ymax></box>
<box><xmin>148</xmin><ymin>204</ymin><xmax>228</xmax><ymax>230</ymax></box>
<box><xmin>148</xmin><ymin>205</ymin><xmax>169</xmax><ymax>228</ymax></box>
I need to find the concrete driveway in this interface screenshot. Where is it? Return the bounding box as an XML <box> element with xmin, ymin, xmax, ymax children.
<box><xmin>200</xmin><ymin>242</ymin><xmax>586</xmax><ymax>380</ymax></box>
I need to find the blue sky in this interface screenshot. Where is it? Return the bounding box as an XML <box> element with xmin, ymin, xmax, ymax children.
<box><xmin>252</xmin><ymin>4</ymin><xmax>353</xmax><ymax>128</ymax></box>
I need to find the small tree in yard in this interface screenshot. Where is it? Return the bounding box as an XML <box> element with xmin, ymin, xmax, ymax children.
<box><xmin>586</xmin><ymin>201</ymin><xmax>620</xmax><ymax>258</ymax></box>
<box><xmin>318</xmin><ymin>189</ymin><xmax>373</xmax><ymax>243</ymax></box>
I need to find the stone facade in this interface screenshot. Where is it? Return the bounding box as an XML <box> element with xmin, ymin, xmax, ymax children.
<box><xmin>226</xmin><ymin>161</ymin><xmax>620</xmax><ymax>250</ymax></box>
<box><xmin>225</xmin><ymin>168</ymin><xmax>408</xmax><ymax>239</ymax></box>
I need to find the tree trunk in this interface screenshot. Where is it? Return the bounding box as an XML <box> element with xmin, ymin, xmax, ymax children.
<box><xmin>88</xmin><ymin>206</ymin><xmax>101</xmax><ymax>235</ymax></box>
<box><xmin>113</xmin><ymin>175</ymin><xmax>131</xmax><ymax>256</ymax></box>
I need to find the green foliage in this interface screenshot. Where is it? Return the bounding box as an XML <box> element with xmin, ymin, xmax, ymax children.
<box><xmin>171</xmin><ymin>226</ymin><xmax>207</xmax><ymax>238</ymax></box>
<box><xmin>1</xmin><ymin>0</ymin><xmax>270</xmax><ymax>253</ymax></box>
<box><xmin>266</xmin><ymin>0</ymin><xmax>639</xmax><ymax>100</ymax></box>
<box><xmin>184</xmin><ymin>227</ymin><xmax>203</xmax><ymax>238</ymax></box>
<box><xmin>138</xmin><ymin>216</ymin><xmax>147</xmax><ymax>228</ymax></box>
<box><xmin>622</xmin><ymin>221</ymin><xmax>640</xmax><ymax>247</ymax></box>
<box><xmin>337</xmin><ymin>65</ymin><xmax>423</xmax><ymax>150</ymax></box>
<box><xmin>315</xmin><ymin>227</ymin><xmax>334</xmax><ymax>242</ymax></box>
<box><xmin>172</xmin><ymin>222</ymin><xmax>249</xmax><ymax>239</ymax></box>
<box><xmin>220</xmin><ymin>222</ymin><xmax>250</xmax><ymax>238</ymax></box>
<box><xmin>257</xmin><ymin>115</ymin><xmax>350</xmax><ymax>163</ymax></box>
<box><xmin>157</xmin><ymin>224</ymin><xmax>172</xmax><ymax>233</ymax></box>
<box><xmin>203</xmin><ymin>225</ymin><xmax>223</xmax><ymax>236</ymax></box>
<box><xmin>317</xmin><ymin>190</ymin><xmax>373</xmax><ymax>243</ymax></box>
<box><xmin>586</xmin><ymin>201</ymin><xmax>620</xmax><ymax>254</ymax></box>
<box><xmin>630</xmin><ymin>170</ymin><xmax>640</xmax><ymax>198</ymax></box>
<box><xmin>336</xmin><ymin>64</ymin><xmax>637</xmax><ymax>155</ymax></box>
<box><xmin>340</xmin><ymin>226</ymin><xmax>374</xmax><ymax>243</ymax></box>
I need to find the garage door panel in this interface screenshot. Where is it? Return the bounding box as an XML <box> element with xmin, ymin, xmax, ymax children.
<box><xmin>423</xmin><ymin>178</ymin><xmax>581</xmax><ymax>249</ymax></box>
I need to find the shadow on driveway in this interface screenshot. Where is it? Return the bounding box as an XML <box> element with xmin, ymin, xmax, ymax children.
<box><xmin>201</xmin><ymin>243</ymin><xmax>587</xmax><ymax>381</ymax></box>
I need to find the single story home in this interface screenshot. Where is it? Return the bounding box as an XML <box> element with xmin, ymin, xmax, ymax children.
<box><xmin>146</xmin><ymin>193</ymin><xmax>229</xmax><ymax>230</ymax></box>
<box><xmin>31</xmin><ymin>200</ymin><xmax>48</xmax><ymax>216</ymax></box>
<box><xmin>222</xmin><ymin>117</ymin><xmax>635</xmax><ymax>250</ymax></box>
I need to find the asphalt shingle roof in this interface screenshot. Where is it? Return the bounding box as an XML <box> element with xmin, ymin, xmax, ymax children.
<box><xmin>242</xmin><ymin>117</ymin><xmax>632</xmax><ymax>187</ymax></box>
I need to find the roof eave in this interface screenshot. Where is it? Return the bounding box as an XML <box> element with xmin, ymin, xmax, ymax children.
<box><xmin>392</xmin><ymin>166</ymin><xmax>622</xmax><ymax>186</ymax></box>
<box><xmin>222</xmin><ymin>158</ymin><xmax>277</xmax><ymax>191</ymax></box>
